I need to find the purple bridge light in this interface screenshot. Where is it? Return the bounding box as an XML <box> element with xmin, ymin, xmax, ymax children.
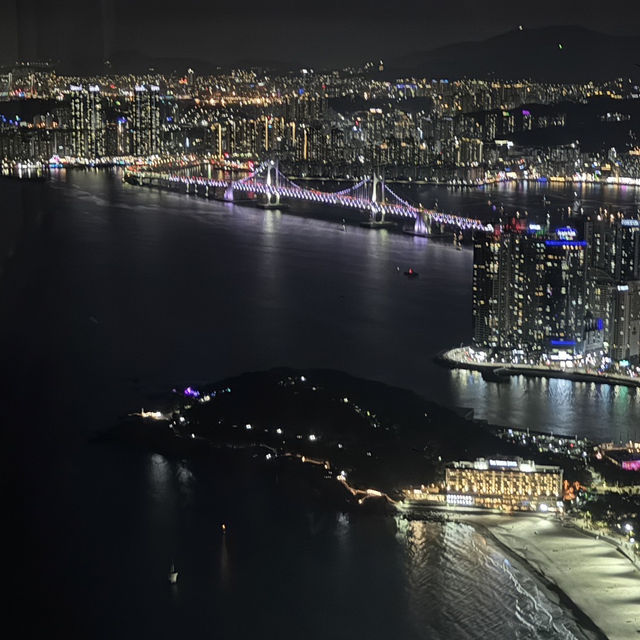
<box><xmin>167</xmin><ymin>162</ymin><xmax>490</xmax><ymax>232</ymax></box>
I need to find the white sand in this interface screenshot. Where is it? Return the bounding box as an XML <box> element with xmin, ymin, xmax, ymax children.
<box><xmin>461</xmin><ymin>514</ymin><xmax>640</xmax><ymax>639</ymax></box>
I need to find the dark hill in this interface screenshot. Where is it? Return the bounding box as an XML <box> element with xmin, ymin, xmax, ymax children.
<box><xmin>390</xmin><ymin>26</ymin><xmax>640</xmax><ymax>82</ymax></box>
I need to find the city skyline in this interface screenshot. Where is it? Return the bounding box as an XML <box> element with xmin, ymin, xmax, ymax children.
<box><xmin>2</xmin><ymin>67</ymin><xmax>638</xmax><ymax>183</ymax></box>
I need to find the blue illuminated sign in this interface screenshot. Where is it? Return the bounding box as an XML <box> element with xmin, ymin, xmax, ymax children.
<box><xmin>545</xmin><ymin>240</ymin><xmax>587</xmax><ymax>247</ymax></box>
<box><xmin>556</xmin><ymin>226</ymin><xmax>577</xmax><ymax>239</ymax></box>
<box><xmin>551</xmin><ymin>340</ymin><xmax>576</xmax><ymax>346</ymax></box>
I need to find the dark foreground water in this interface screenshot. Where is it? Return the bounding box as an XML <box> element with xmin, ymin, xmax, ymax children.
<box><xmin>2</xmin><ymin>170</ymin><xmax>638</xmax><ymax>638</ymax></box>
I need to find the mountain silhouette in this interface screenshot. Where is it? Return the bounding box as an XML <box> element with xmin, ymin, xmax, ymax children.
<box><xmin>390</xmin><ymin>26</ymin><xmax>640</xmax><ymax>81</ymax></box>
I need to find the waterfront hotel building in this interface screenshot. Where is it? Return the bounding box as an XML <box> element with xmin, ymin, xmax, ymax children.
<box><xmin>445</xmin><ymin>458</ymin><xmax>563</xmax><ymax>512</ymax></box>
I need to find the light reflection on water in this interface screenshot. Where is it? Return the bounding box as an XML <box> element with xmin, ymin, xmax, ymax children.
<box><xmin>3</xmin><ymin>170</ymin><xmax>639</xmax><ymax>441</ymax></box>
<box><xmin>448</xmin><ymin>369</ymin><xmax>640</xmax><ymax>441</ymax></box>
<box><xmin>396</xmin><ymin>517</ymin><xmax>595</xmax><ymax>640</ymax></box>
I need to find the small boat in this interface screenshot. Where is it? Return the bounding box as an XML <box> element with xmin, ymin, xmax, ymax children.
<box><xmin>221</xmin><ymin>523</ymin><xmax>227</xmax><ymax>533</ymax></box>
<box><xmin>403</xmin><ymin>268</ymin><xmax>419</xmax><ymax>278</ymax></box>
<box><xmin>168</xmin><ymin>562</ymin><xmax>178</xmax><ymax>584</ymax></box>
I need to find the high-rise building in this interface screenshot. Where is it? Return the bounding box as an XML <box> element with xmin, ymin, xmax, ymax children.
<box><xmin>609</xmin><ymin>281</ymin><xmax>640</xmax><ymax>363</ymax></box>
<box><xmin>473</xmin><ymin>215</ymin><xmax>640</xmax><ymax>362</ymax></box>
<box><xmin>585</xmin><ymin>216</ymin><xmax>640</xmax><ymax>281</ymax></box>
<box><xmin>543</xmin><ymin>235</ymin><xmax>588</xmax><ymax>352</ymax></box>
<box><xmin>131</xmin><ymin>84</ymin><xmax>160</xmax><ymax>157</ymax></box>
<box><xmin>472</xmin><ymin>230</ymin><xmax>515</xmax><ymax>350</ymax></box>
<box><xmin>584</xmin><ymin>216</ymin><xmax>640</xmax><ymax>361</ymax></box>
<box><xmin>458</xmin><ymin>137</ymin><xmax>483</xmax><ymax>165</ymax></box>
<box><xmin>105</xmin><ymin>114</ymin><xmax>130</xmax><ymax>156</ymax></box>
<box><xmin>616</xmin><ymin>219</ymin><xmax>640</xmax><ymax>281</ymax></box>
<box><xmin>473</xmin><ymin>226</ymin><xmax>588</xmax><ymax>356</ymax></box>
<box><xmin>70</xmin><ymin>84</ymin><xmax>105</xmax><ymax>158</ymax></box>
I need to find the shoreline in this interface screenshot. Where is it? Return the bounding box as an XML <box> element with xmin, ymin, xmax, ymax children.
<box><xmin>465</xmin><ymin>517</ymin><xmax>608</xmax><ymax>640</ymax></box>
<box><xmin>109</xmin><ymin>364</ymin><xmax>640</xmax><ymax>638</ymax></box>
<box><xmin>438</xmin><ymin>347</ymin><xmax>640</xmax><ymax>390</ymax></box>
<box><xmin>455</xmin><ymin>513</ymin><xmax>640</xmax><ymax>640</ymax></box>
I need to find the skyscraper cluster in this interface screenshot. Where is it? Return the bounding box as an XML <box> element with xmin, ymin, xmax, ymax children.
<box><xmin>1</xmin><ymin>66</ymin><xmax>638</xmax><ymax>183</ymax></box>
<box><xmin>68</xmin><ymin>82</ymin><xmax>162</xmax><ymax>158</ymax></box>
<box><xmin>472</xmin><ymin>215</ymin><xmax>640</xmax><ymax>364</ymax></box>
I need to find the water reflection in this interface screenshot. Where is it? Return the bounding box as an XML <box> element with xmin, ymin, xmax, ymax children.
<box><xmin>219</xmin><ymin>534</ymin><xmax>230</xmax><ymax>588</ymax></box>
<box><xmin>149</xmin><ymin>453</ymin><xmax>171</xmax><ymax>499</ymax></box>
<box><xmin>397</xmin><ymin>519</ymin><xmax>592</xmax><ymax>639</ymax></box>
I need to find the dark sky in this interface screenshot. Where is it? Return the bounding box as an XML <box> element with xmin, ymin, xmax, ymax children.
<box><xmin>1</xmin><ymin>0</ymin><xmax>638</xmax><ymax>69</ymax></box>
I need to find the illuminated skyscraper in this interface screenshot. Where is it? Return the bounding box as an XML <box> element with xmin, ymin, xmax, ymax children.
<box><xmin>131</xmin><ymin>84</ymin><xmax>160</xmax><ymax>157</ymax></box>
<box><xmin>473</xmin><ymin>225</ymin><xmax>588</xmax><ymax>356</ymax></box>
<box><xmin>70</xmin><ymin>84</ymin><xmax>105</xmax><ymax>158</ymax></box>
<box><xmin>609</xmin><ymin>282</ymin><xmax>640</xmax><ymax>363</ymax></box>
<box><xmin>616</xmin><ymin>219</ymin><xmax>640</xmax><ymax>281</ymax></box>
<box><xmin>543</xmin><ymin>235</ymin><xmax>588</xmax><ymax>351</ymax></box>
<box><xmin>105</xmin><ymin>117</ymin><xmax>130</xmax><ymax>156</ymax></box>
<box><xmin>585</xmin><ymin>217</ymin><xmax>640</xmax><ymax>281</ymax></box>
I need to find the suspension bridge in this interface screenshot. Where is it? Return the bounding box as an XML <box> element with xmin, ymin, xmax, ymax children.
<box><xmin>128</xmin><ymin>160</ymin><xmax>491</xmax><ymax>232</ymax></box>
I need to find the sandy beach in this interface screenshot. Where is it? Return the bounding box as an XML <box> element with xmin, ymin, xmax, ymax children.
<box><xmin>459</xmin><ymin>514</ymin><xmax>640</xmax><ymax>640</ymax></box>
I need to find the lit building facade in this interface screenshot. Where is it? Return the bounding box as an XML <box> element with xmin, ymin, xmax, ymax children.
<box><xmin>609</xmin><ymin>281</ymin><xmax>640</xmax><ymax>363</ymax></box>
<box><xmin>584</xmin><ymin>217</ymin><xmax>640</xmax><ymax>362</ymax></box>
<box><xmin>472</xmin><ymin>227</ymin><xmax>588</xmax><ymax>356</ymax></box>
<box><xmin>543</xmin><ymin>236</ymin><xmax>588</xmax><ymax>353</ymax></box>
<box><xmin>585</xmin><ymin>217</ymin><xmax>640</xmax><ymax>281</ymax></box>
<box><xmin>445</xmin><ymin>458</ymin><xmax>563</xmax><ymax>512</ymax></box>
<box><xmin>131</xmin><ymin>84</ymin><xmax>160</xmax><ymax>157</ymax></box>
<box><xmin>70</xmin><ymin>84</ymin><xmax>105</xmax><ymax>158</ymax></box>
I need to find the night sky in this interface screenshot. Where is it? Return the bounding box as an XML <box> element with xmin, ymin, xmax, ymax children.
<box><xmin>2</xmin><ymin>0</ymin><xmax>639</xmax><ymax>69</ymax></box>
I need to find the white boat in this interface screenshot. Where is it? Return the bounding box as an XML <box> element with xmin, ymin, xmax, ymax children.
<box><xmin>168</xmin><ymin>562</ymin><xmax>178</xmax><ymax>584</ymax></box>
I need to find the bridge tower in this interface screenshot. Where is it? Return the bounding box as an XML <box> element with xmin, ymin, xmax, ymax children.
<box><xmin>370</xmin><ymin>173</ymin><xmax>386</xmax><ymax>219</ymax></box>
<box><xmin>414</xmin><ymin>210</ymin><xmax>429</xmax><ymax>235</ymax></box>
<box><xmin>266</xmin><ymin>159</ymin><xmax>280</xmax><ymax>206</ymax></box>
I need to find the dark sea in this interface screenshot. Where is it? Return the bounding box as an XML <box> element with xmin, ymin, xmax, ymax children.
<box><xmin>2</xmin><ymin>170</ymin><xmax>638</xmax><ymax>638</ymax></box>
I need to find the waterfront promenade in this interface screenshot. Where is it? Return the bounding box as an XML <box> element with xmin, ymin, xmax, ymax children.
<box><xmin>440</xmin><ymin>346</ymin><xmax>640</xmax><ymax>389</ymax></box>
